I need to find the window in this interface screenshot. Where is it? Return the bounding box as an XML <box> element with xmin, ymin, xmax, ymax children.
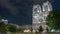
<box><xmin>44</xmin><ymin>5</ymin><xmax>48</xmax><ymax>11</ymax></box>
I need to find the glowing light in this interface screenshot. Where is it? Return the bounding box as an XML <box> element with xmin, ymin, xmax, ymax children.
<box><xmin>23</xmin><ymin>29</ymin><xmax>31</xmax><ymax>32</ymax></box>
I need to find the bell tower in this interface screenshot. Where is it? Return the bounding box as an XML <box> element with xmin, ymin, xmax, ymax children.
<box><xmin>42</xmin><ymin>1</ymin><xmax>52</xmax><ymax>12</ymax></box>
<box><xmin>32</xmin><ymin>4</ymin><xmax>42</xmax><ymax>32</ymax></box>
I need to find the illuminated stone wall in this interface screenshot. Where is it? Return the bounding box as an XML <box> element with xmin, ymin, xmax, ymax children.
<box><xmin>32</xmin><ymin>1</ymin><xmax>52</xmax><ymax>33</ymax></box>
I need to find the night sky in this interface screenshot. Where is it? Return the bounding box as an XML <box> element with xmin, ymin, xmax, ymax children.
<box><xmin>0</xmin><ymin>0</ymin><xmax>60</xmax><ymax>25</ymax></box>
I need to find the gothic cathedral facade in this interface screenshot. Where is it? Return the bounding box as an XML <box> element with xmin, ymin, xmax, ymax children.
<box><xmin>32</xmin><ymin>1</ymin><xmax>52</xmax><ymax>33</ymax></box>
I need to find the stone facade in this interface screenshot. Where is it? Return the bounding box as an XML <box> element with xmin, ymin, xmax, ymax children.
<box><xmin>32</xmin><ymin>1</ymin><xmax>52</xmax><ymax>33</ymax></box>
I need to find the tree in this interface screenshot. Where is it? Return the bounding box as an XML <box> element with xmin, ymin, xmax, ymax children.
<box><xmin>0</xmin><ymin>16</ymin><xmax>7</xmax><ymax>34</ymax></box>
<box><xmin>6</xmin><ymin>24</ymin><xmax>23</xmax><ymax>33</ymax></box>
<box><xmin>0</xmin><ymin>22</ymin><xmax>7</xmax><ymax>34</ymax></box>
<box><xmin>46</xmin><ymin>10</ymin><xmax>60</xmax><ymax>31</ymax></box>
<box><xmin>0</xmin><ymin>22</ymin><xmax>7</xmax><ymax>32</ymax></box>
<box><xmin>17</xmin><ymin>27</ymin><xmax>23</xmax><ymax>32</ymax></box>
<box><xmin>6</xmin><ymin>24</ymin><xmax>18</xmax><ymax>33</ymax></box>
<box><xmin>38</xmin><ymin>26</ymin><xmax>43</xmax><ymax>33</ymax></box>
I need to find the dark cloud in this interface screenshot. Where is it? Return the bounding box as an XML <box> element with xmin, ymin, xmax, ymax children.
<box><xmin>0</xmin><ymin>0</ymin><xmax>23</xmax><ymax>15</ymax></box>
<box><xmin>0</xmin><ymin>0</ymin><xmax>33</xmax><ymax>16</ymax></box>
<box><xmin>0</xmin><ymin>0</ymin><xmax>33</xmax><ymax>25</ymax></box>
<box><xmin>0</xmin><ymin>0</ymin><xmax>52</xmax><ymax>15</ymax></box>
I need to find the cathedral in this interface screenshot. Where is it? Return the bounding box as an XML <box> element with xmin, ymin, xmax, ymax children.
<box><xmin>32</xmin><ymin>1</ymin><xmax>52</xmax><ymax>33</ymax></box>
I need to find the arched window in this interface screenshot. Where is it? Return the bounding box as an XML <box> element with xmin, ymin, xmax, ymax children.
<box><xmin>44</xmin><ymin>5</ymin><xmax>48</xmax><ymax>11</ymax></box>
